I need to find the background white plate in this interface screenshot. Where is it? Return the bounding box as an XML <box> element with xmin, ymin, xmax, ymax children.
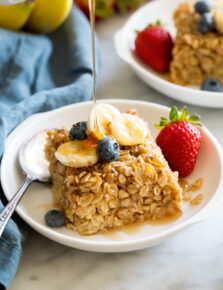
<box><xmin>114</xmin><ymin>0</ymin><xmax>223</xmax><ymax>108</ymax></box>
<box><xmin>1</xmin><ymin>100</ymin><xmax>223</xmax><ymax>252</ymax></box>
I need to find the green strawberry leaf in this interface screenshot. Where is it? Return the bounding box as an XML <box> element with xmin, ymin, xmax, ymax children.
<box><xmin>135</xmin><ymin>20</ymin><xmax>162</xmax><ymax>34</ymax></box>
<box><xmin>154</xmin><ymin>105</ymin><xmax>202</xmax><ymax>130</ymax></box>
<box><xmin>155</xmin><ymin>20</ymin><xmax>161</xmax><ymax>26</ymax></box>
<box><xmin>179</xmin><ymin>106</ymin><xmax>188</xmax><ymax>121</ymax></box>
<box><xmin>136</xmin><ymin>20</ymin><xmax>162</xmax><ymax>34</ymax></box>
<box><xmin>154</xmin><ymin>124</ymin><xmax>163</xmax><ymax>130</ymax></box>
<box><xmin>193</xmin><ymin>122</ymin><xmax>202</xmax><ymax>127</ymax></box>
<box><xmin>169</xmin><ymin>106</ymin><xmax>178</xmax><ymax>122</ymax></box>
<box><xmin>160</xmin><ymin>119</ymin><xmax>170</xmax><ymax>127</ymax></box>
<box><xmin>188</xmin><ymin>113</ymin><xmax>200</xmax><ymax>122</ymax></box>
<box><xmin>147</xmin><ymin>20</ymin><xmax>162</xmax><ymax>28</ymax></box>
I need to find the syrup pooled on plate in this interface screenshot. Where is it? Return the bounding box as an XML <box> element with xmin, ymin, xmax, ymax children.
<box><xmin>179</xmin><ymin>178</ymin><xmax>204</xmax><ymax>204</ymax></box>
<box><xmin>102</xmin><ymin>210</ymin><xmax>183</xmax><ymax>241</ymax></box>
<box><xmin>189</xmin><ymin>178</ymin><xmax>203</xmax><ymax>192</ymax></box>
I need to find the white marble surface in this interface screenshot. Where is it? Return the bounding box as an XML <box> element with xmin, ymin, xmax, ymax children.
<box><xmin>10</xmin><ymin>13</ymin><xmax>223</xmax><ymax>290</ymax></box>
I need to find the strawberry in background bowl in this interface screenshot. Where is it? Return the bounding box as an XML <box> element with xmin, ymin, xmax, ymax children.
<box><xmin>135</xmin><ymin>21</ymin><xmax>173</xmax><ymax>73</ymax></box>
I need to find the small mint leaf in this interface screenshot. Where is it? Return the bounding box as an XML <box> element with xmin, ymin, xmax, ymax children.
<box><xmin>188</xmin><ymin>113</ymin><xmax>200</xmax><ymax>122</ymax></box>
<box><xmin>179</xmin><ymin>106</ymin><xmax>188</xmax><ymax>121</ymax></box>
<box><xmin>169</xmin><ymin>106</ymin><xmax>178</xmax><ymax>122</ymax></box>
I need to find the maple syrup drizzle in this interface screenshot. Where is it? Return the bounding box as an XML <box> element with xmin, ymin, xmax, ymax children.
<box><xmin>85</xmin><ymin>4</ymin><xmax>190</xmax><ymax>240</ymax></box>
<box><xmin>88</xmin><ymin>0</ymin><xmax>100</xmax><ymax>134</ymax></box>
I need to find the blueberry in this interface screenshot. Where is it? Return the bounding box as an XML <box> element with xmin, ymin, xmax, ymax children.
<box><xmin>201</xmin><ymin>78</ymin><xmax>223</xmax><ymax>92</ymax></box>
<box><xmin>69</xmin><ymin>121</ymin><xmax>87</xmax><ymax>140</ymax></box>
<box><xmin>98</xmin><ymin>137</ymin><xmax>120</xmax><ymax>162</ymax></box>
<box><xmin>195</xmin><ymin>0</ymin><xmax>213</xmax><ymax>14</ymax></box>
<box><xmin>197</xmin><ymin>13</ymin><xmax>213</xmax><ymax>33</ymax></box>
<box><xmin>45</xmin><ymin>209</ymin><xmax>65</xmax><ymax>228</ymax></box>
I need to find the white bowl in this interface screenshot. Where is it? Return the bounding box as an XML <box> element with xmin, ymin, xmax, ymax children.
<box><xmin>1</xmin><ymin>100</ymin><xmax>223</xmax><ymax>252</ymax></box>
<box><xmin>0</xmin><ymin>0</ymin><xmax>25</xmax><ymax>5</ymax></box>
<box><xmin>114</xmin><ymin>0</ymin><xmax>223</xmax><ymax>108</ymax></box>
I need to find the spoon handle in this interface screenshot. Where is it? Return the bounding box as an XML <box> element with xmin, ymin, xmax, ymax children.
<box><xmin>0</xmin><ymin>176</ymin><xmax>33</xmax><ymax>237</ymax></box>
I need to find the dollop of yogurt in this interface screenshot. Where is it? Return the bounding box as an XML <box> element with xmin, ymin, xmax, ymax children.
<box><xmin>20</xmin><ymin>130</ymin><xmax>50</xmax><ymax>180</ymax></box>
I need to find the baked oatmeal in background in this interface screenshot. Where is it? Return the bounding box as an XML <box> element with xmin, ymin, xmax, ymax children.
<box><xmin>170</xmin><ymin>2</ymin><xmax>223</xmax><ymax>86</ymax></box>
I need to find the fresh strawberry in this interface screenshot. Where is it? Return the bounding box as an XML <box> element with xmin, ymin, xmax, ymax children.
<box><xmin>135</xmin><ymin>21</ymin><xmax>173</xmax><ymax>72</ymax></box>
<box><xmin>75</xmin><ymin>0</ymin><xmax>115</xmax><ymax>21</ymax></box>
<box><xmin>155</xmin><ymin>106</ymin><xmax>202</xmax><ymax>178</ymax></box>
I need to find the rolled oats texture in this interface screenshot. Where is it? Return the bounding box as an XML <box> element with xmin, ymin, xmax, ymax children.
<box><xmin>45</xmin><ymin>129</ymin><xmax>182</xmax><ymax>235</ymax></box>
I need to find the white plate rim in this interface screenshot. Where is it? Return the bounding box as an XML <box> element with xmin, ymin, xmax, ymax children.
<box><xmin>1</xmin><ymin>99</ymin><xmax>223</xmax><ymax>252</ymax></box>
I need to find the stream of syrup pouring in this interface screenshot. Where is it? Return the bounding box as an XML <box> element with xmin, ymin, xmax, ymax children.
<box><xmin>87</xmin><ymin>2</ymin><xmax>184</xmax><ymax>239</ymax></box>
<box><xmin>88</xmin><ymin>0</ymin><xmax>100</xmax><ymax>136</ymax></box>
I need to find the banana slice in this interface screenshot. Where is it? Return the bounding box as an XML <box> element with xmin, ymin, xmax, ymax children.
<box><xmin>87</xmin><ymin>103</ymin><xmax>121</xmax><ymax>137</ymax></box>
<box><xmin>110</xmin><ymin>113</ymin><xmax>148</xmax><ymax>146</ymax></box>
<box><xmin>212</xmin><ymin>0</ymin><xmax>223</xmax><ymax>33</ymax></box>
<box><xmin>55</xmin><ymin>140</ymin><xmax>98</xmax><ymax>168</ymax></box>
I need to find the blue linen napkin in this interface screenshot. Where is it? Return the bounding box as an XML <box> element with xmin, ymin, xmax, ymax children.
<box><xmin>0</xmin><ymin>5</ymin><xmax>99</xmax><ymax>289</ymax></box>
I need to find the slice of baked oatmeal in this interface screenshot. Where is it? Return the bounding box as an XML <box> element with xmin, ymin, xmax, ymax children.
<box><xmin>45</xmin><ymin>128</ymin><xmax>182</xmax><ymax>235</ymax></box>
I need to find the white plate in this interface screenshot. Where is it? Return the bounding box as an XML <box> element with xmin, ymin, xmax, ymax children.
<box><xmin>1</xmin><ymin>100</ymin><xmax>223</xmax><ymax>252</ymax></box>
<box><xmin>114</xmin><ymin>0</ymin><xmax>223</xmax><ymax>108</ymax></box>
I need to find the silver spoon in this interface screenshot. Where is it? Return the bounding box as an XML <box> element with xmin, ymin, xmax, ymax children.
<box><xmin>0</xmin><ymin>130</ymin><xmax>50</xmax><ymax>236</ymax></box>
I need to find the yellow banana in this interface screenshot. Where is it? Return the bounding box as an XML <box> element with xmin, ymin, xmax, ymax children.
<box><xmin>88</xmin><ymin>103</ymin><xmax>148</xmax><ymax>146</ymax></box>
<box><xmin>0</xmin><ymin>0</ymin><xmax>35</xmax><ymax>31</ymax></box>
<box><xmin>25</xmin><ymin>0</ymin><xmax>73</xmax><ymax>34</ymax></box>
<box><xmin>213</xmin><ymin>1</ymin><xmax>223</xmax><ymax>33</ymax></box>
<box><xmin>55</xmin><ymin>140</ymin><xmax>99</xmax><ymax>168</ymax></box>
<box><xmin>87</xmin><ymin>103</ymin><xmax>121</xmax><ymax>137</ymax></box>
<box><xmin>110</xmin><ymin>113</ymin><xmax>148</xmax><ymax>146</ymax></box>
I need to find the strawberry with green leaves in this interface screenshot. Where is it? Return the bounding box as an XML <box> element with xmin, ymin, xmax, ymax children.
<box><xmin>135</xmin><ymin>20</ymin><xmax>173</xmax><ymax>72</ymax></box>
<box><xmin>155</xmin><ymin>106</ymin><xmax>202</xmax><ymax>178</ymax></box>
